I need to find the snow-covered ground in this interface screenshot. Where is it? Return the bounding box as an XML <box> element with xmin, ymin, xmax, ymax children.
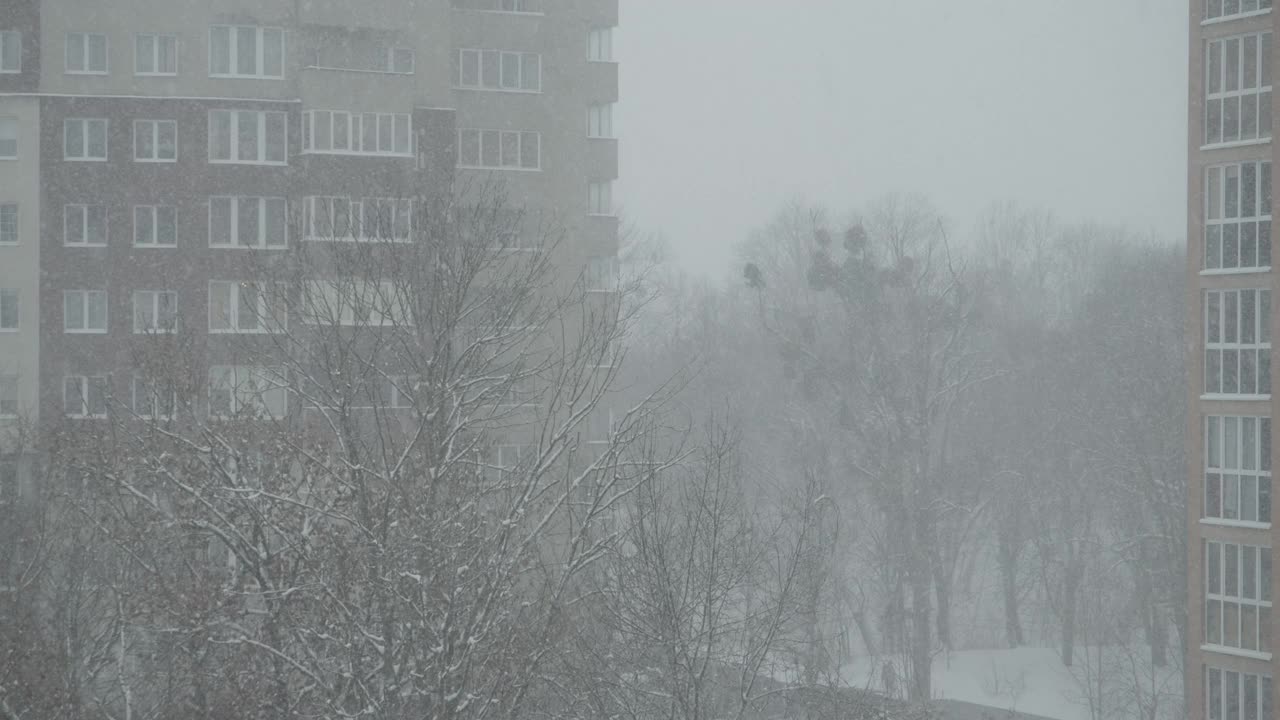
<box><xmin>841</xmin><ymin>646</ymin><xmax>1183</xmax><ymax>720</ymax></box>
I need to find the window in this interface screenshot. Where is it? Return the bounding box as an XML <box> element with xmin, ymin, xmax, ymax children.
<box><xmin>134</xmin><ymin>205</ymin><xmax>177</xmax><ymax>247</ymax></box>
<box><xmin>1206</xmin><ymin>289</ymin><xmax>1271</xmax><ymax>396</ymax></box>
<box><xmin>484</xmin><ymin>444</ymin><xmax>528</xmax><ymax>484</ymax></box>
<box><xmin>587</xmin><ymin>408</ymin><xmax>615</xmax><ymax>445</ymax></box>
<box><xmin>0</xmin><ymin>117</ymin><xmax>14</xmax><ymax>158</ymax></box>
<box><xmin>208</xmin><ymin>109</ymin><xmax>287</xmax><ymax>164</ymax></box>
<box><xmin>1205</xmin><ymin>541</ymin><xmax>1272</xmax><ymax>653</ymax></box>
<box><xmin>1206</xmin><ymin>0</ymin><xmax>1274</xmax><ymax>21</ymax></box>
<box><xmin>492</xmin><ymin>229</ymin><xmax>540</xmax><ymax>252</ymax></box>
<box><xmin>209</xmin><ymin>25</ymin><xmax>284</xmax><ymax>78</ymax></box>
<box><xmin>208</xmin><ymin>196</ymin><xmax>287</xmax><ymax>248</ymax></box>
<box><xmin>301</xmin><ymin>279</ymin><xmax>410</xmax><ymax>327</ymax></box>
<box><xmin>586</xmin><ymin>256</ymin><xmax>619</xmax><ymax>292</ymax></box>
<box><xmin>135</xmin><ymin>33</ymin><xmax>177</xmax><ymax>75</ymax></box>
<box><xmin>0</xmin><ymin>204</ymin><xmax>15</xmax><ymax>245</ymax></box>
<box><xmin>457</xmin><ymin>49</ymin><xmax>541</xmax><ymax>91</ymax></box>
<box><xmin>453</xmin><ymin>0</ymin><xmax>542</xmax><ymax>11</ymax></box>
<box><xmin>588</xmin><ymin>181</ymin><xmax>614</xmax><ymax>216</ymax></box>
<box><xmin>1206</xmin><ymin>667</ymin><xmax>1273</xmax><ymax>720</ymax></box>
<box><xmin>66</xmin><ymin>32</ymin><xmax>108</xmax><ymax>74</ymax></box>
<box><xmin>0</xmin><ymin>289</ymin><xmax>16</xmax><ymax>331</ymax></box>
<box><xmin>133</xmin><ymin>290</ymin><xmax>178</xmax><ymax>333</ymax></box>
<box><xmin>1206</xmin><ymin>416</ymin><xmax>1272</xmax><ymax>524</ymax></box>
<box><xmin>208</xmin><ymin>366</ymin><xmax>287</xmax><ymax>418</ymax></box>
<box><xmin>1207</xmin><ymin>161</ymin><xmax>1272</xmax><ymax>270</ymax></box>
<box><xmin>588</xmin><ymin>28</ymin><xmax>614</xmax><ymax>62</ymax></box>
<box><xmin>382</xmin><ymin>376</ymin><xmax>417</xmax><ymax>408</ymax></box>
<box><xmin>0</xmin><ymin>375</ymin><xmax>15</xmax><ymax>417</ymax></box>
<box><xmin>64</xmin><ymin>205</ymin><xmax>108</xmax><ymax>247</ymax></box>
<box><xmin>64</xmin><ymin>290</ymin><xmax>108</xmax><ymax>333</ymax></box>
<box><xmin>302</xmin><ymin>110</ymin><xmax>411</xmax><ymax>155</ymax></box>
<box><xmin>64</xmin><ymin>119</ymin><xmax>108</xmax><ymax>161</ymax></box>
<box><xmin>0</xmin><ymin>30</ymin><xmax>20</xmax><ymax>73</ymax></box>
<box><xmin>457</xmin><ymin>129</ymin><xmax>540</xmax><ymax>169</ymax></box>
<box><xmin>1206</xmin><ymin>33</ymin><xmax>1272</xmax><ymax>146</ymax></box>
<box><xmin>63</xmin><ymin>375</ymin><xmax>109</xmax><ymax>418</ymax></box>
<box><xmin>311</xmin><ymin>40</ymin><xmax>414</xmax><ymax>74</ymax></box>
<box><xmin>0</xmin><ymin>462</ymin><xmax>14</xmax><ymax>506</ymax></box>
<box><xmin>588</xmin><ymin>104</ymin><xmax>614</xmax><ymax>139</ymax></box>
<box><xmin>304</xmin><ymin>197</ymin><xmax>412</xmax><ymax>242</ymax></box>
<box><xmin>132</xmin><ymin>376</ymin><xmax>175</xmax><ymax>419</ymax></box>
<box><xmin>209</xmin><ymin>281</ymin><xmax>284</xmax><ymax>333</ymax></box>
<box><xmin>134</xmin><ymin>119</ymin><xmax>177</xmax><ymax>161</ymax></box>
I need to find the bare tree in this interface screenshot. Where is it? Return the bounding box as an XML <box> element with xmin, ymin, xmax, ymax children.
<box><xmin>33</xmin><ymin>180</ymin><xmax>669</xmax><ymax>720</ymax></box>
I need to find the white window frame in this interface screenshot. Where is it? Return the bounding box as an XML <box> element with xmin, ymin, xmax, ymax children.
<box><xmin>1205</xmin><ymin>288</ymin><xmax>1272</xmax><ymax>398</ymax></box>
<box><xmin>1206</xmin><ymin>161</ymin><xmax>1272</xmax><ymax>272</ymax></box>
<box><xmin>1205</xmin><ymin>0</ymin><xmax>1274</xmax><ymax>23</ymax></box>
<box><xmin>208</xmin><ymin>25</ymin><xmax>284</xmax><ymax>79</ymax></box>
<box><xmin>65</xmin><ymin>32</ymin><xmax>108</xmax><ymax>74</ymax></box>
<box><xmin>586</xmin><ymin>256</ymin><xmax>620</xmax><ymax>292</ymax></box>
<box><xmin>308</xmin><ymin>43</ymin><xmax>414</xmax><ymax>75</ymax></box>
<box><xmin>587</xmin><ymin>408</ymin><xmax>616</xmax><ymax>446</ymax></box>
<box><xmin>208</xmin><ymin>109</ymin><xmax>287</xmax><ymax>165</ymax></box>
<box><xmin>303</xmin><ymin>196</ymin><xmax>412</xmax><ymax>243</ymax></box>
<box><xmin>485</xmin><ymin>443</ymin><xmax>529</xmax><ymax>484</ymax></box>
<box><xmin>1205</xmin><ymin>32</ymin><xmax>1273</xmax><ymax>148</ymax></box>
<box><xmin>1204</xmin><ymin>540</ymin><xmax>1272</xmax><ymax>655</ymax></box>
<box><xmin>457</xmin><ymin>128</ymin><xmax>540</xmax><ymax>170</ymax></box>
<box><xmin>1205</xmin><ymin>416</ymin><xmax>1272</xmax><ymax>526</ymax></box>
<box><xmin>1204</xmin><ymin>666</ymin><xmax>1272</xmax><ymax>720</ymax></box>
<box><xmin>302</xmin><ymin>110</ymin><xmax>412</xmax><ymax>156</ymax></box>
<box><xmin>63</xmin><ymin>375</ymin><xmax>109</xmax><ymax>419</ymax></box>
<box><xmin>208</xmin><ymin>365</ymin><xmax>287</xmax><ymax>419</ymax></box>
<box><xmin>0</xmin><ymin>117</ymin><xmax>15</xmax><ymax>159</ymax></box>
<box><xmin>588</xmin><ymin>181</ymin><xmax>614</xmax><ymax>217</ymax></box>
<box><xmin>208</xmin><ymin>196</ymin><xmax>288</xmax><ymax>249</ymax></box>
<box><xmin>0</xmin><ymin>203</ymin><xmax>17</xmax><ymax>245</ymax></box>
<box><xmin>133</xmin><ymin>205</ymin><xmax>177</xmax><ymax>247</ymax></box>
<box><xmin>134</xmin><ymin>33</ymin><xmax>178</xmax><ymax>75</ymax></box>
<box><xmin>588</xmin><ymin>103</ymin><xmax>614</xmax><ymax>139</ymax></box>
<box><xmin>0</xmin><ymin>288</ymin><xmax>17</xmax><ymax>331</ymax></box>
<box><xmin>457</xmin><ymin>48</ymin><xmax>541</xmax><ymax>92</ymax></box>
<box><xmin>208</xmin><ymin>280</ymin><xmax>283</xmax><ymax>334</ymax></box>
<box><xmin>588</xmin><ymin>28</ymin><xmax>614</xmax><ymax>62</ymax></box>
<box><xmin>63</xmin><ymin>290</ymin><xmax>108</xmax><ymax>334</ymax></box>
<box><xmin>0</xmin><ymin>375</ymin><xmax>16</xmax><ymax>418</ymax></box>
<box><xmin>133</xmin><ymin>119</ymin><xmax>177</xmax><ymax>162</ymax></box>
<box><xmin>301</xmin><ymin>278</ymin><xmax>410</xmax><ymax>327</ymax></box>
<box><xmin>131</xmin><ymin>375</ymin><xmax>176</xmax><ymax>420</ymax></box>
<box><xmin>63</xmin><ymin>118</ymin><xmax>108</xmax><ymax>161</ymax></box>
<box><xmin>63</xmin><ymin>204</ymin><xmax>108</xmax><ymax>247</ymax></box>
<box><xmin>0</xmin><ymin>30</ymin><xmax>21</xmax><ymax>73</ymax></box>
<box><xmin>133</xmin><ymin>290</ymin><xmax>178</xmax><ymax>334</ymax></box>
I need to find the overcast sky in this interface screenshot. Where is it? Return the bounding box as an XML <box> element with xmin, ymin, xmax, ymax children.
<box><xmin>616</xmin><ymin>0</ymin><xmax>1189</xmax><ymax>280</ymax></box>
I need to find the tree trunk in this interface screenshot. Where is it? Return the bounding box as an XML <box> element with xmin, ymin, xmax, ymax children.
<box><xmin>998</xmin><ymin>534</ymin><xmax>1024</xmax><ymax>648</ymax></box>
<box><xmin>1059</xmin><ymin>550</ymin><xmax>1082</xmax><ymax>668</ymax></box>
<box><xmin>933</xmin><ymin>560</ymin><xmax>952</xmax><ymax>652</ymax></box>
<box><xmin>909</xmin><ymin>566</ymin><xmax>932</xmax><ymax>701</ymax></box>
<box><xmin>1134</xmin><ymin>546</ymin><xmax>1168</xmax><ymax>668</ymax></box>
<box><xmin>852</xmin><ymin>610</ymin><xmax>877</xmax><ymax>658</ymax></box>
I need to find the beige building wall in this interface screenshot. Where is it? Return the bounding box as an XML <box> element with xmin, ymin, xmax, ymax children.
<box><xmin>0</xmin><ymin>0</ymin><xmax>620</xmax><ymax>480</ymax></box>
<box><xmin>1188</xmin><ymin>1</ymin><xmax>1280</xmax><ymax>718</ymax></box>
<box><xmin>0</xmin><ymin>96</ymin><xmax>41</xmax><ymax>452</ymax></box>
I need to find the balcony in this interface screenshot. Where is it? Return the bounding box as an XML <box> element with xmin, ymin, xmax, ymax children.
<box><xmin>300</xmin><ymin>0</ymin><xmax>424</xmax><ymax>32</ymax></box>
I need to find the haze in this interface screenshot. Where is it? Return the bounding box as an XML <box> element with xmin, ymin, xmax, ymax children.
<box><xmin>620</xmin><ymin>0</ymin><xmax>1189</xmax><ymax>277</ymax></box>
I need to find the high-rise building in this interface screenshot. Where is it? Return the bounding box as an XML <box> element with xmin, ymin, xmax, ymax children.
<box><xmin>1189</xmin><ymin>2</ymin><xmax>1277</xmax><ymax>718</ymax></box>
<box><xmin>0</xmin><ymin>0</ymin><xmax>620</xmax><ymax>497</ymax></box>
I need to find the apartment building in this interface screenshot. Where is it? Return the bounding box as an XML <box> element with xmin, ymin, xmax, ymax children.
<box><xmin>1189</xmin><ymin>2</ymin><xmax>1279</xmax><ymax>719</ymax></box>
<box><xmin>0</xmin><ymin>0</ymin><xmax>620</xmax><ymax>502</ymax></box>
